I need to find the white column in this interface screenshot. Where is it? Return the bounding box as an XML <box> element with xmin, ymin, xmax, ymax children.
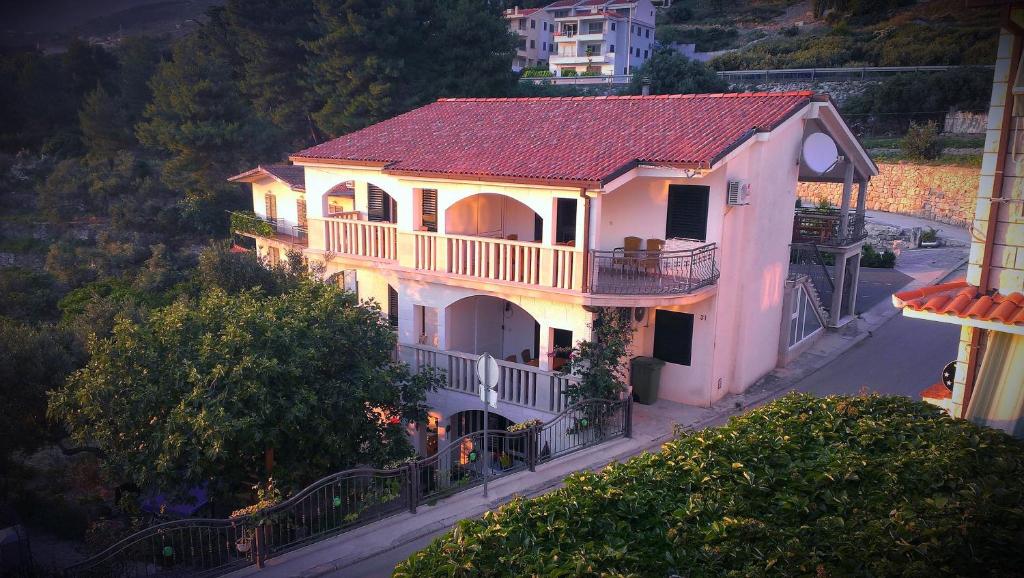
<box><xmin>838</xmin><ymin>161</ymin><xmax>855</xmax><ymax>241</ymax></box>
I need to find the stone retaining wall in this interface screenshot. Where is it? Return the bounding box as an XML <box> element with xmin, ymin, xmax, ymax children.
<box><xmin>797</xmin><ymin>162</ymin><xmax>979</xmax><ymax>228</ymax></box>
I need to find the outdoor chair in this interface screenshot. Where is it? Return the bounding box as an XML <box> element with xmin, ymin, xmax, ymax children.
<box><xmin>521</xmin><ymin>349</ymin><xmax>534</xmax><ymax>365</ymax></box>
<box><xmin>613</xmin><ymin>236</ymin><xmax>643</xmax><ymax>270</ymax></box>
<box><xmin>642</xmin><ymin>238</ymin><xmax>665</xmax><ymax>273</ymax></box>
<box><xmin>504</xmin><ymin>354</ymin><xmax>517</xmax><ymax>363</ymax></box>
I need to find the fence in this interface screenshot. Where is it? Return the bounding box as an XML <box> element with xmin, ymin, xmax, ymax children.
<box><xmin>789</xmin><ymin>243</ymin><xmax>835</xmax><ymax>312</ymax></box>
<box><xmin>590</xmin><ymin>242</ymin><xmax>719</xmax><ymax>295</ymax></box>
<box><xmin>64</xmin><ymin>398</ymin><xmax>631</xmax><ymax>578</ymax></box>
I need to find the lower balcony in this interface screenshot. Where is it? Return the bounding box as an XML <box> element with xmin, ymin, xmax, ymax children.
<box><xmin>792</xmin><ymin>208</ymin><xmax>867</xmax><ymax>247</ymax></box>
<box><xmin>230</xmin><ymin>211</ymin><xmax>308</xmax><ymax>247</ymax></box>
<box><xmin>398</xmin><ymin>343</ymin><xmax>576</xmax><ymax>414</ymax></box>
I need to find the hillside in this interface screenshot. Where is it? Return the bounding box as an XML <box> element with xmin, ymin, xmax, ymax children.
<box><xmin>656</xmin><ymin>0</ymin><xmax>1000</xmax><ymax>70</ymax></box>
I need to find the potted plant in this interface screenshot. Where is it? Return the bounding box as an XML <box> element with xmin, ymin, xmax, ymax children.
<box><xmin>919</xmin><ymin>227</ymin><xmax>942</xmax><ymax>248</ymax></box>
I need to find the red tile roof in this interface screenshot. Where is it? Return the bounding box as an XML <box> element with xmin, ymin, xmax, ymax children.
<box><xmin>920</xmin><ymin>382</ymin><xmax>953</xmax><ymax>400</ymax></box>
<box><xmin>291</xmin><ymin>92</ymin><xmax>817</xmax><ymax>186</ymax></box>
<box><xmin>546</xmin><ymin>0</ymin><xmax>583</xmax><ymax>8</ymax></box>
<box><xmin>506</xmin><ymin>8</ymin><xmax>541</xmax><ymax>17</ymax></box>
<box><xmin>892</xmin><ymin>280</ymin><xmax>1024</xmax><ymax>326</ymax></box>
<box><xmin>228</xmin><ymin>164</ymin><xmax>305</xmax><ymax>192</ymax></box>
<box><xmin>578</xmin><ymin>0</ymin><xmax>611</xmax><ymax>6</ymax></box>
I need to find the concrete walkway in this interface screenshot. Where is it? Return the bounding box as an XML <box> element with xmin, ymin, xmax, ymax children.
<box><xmin>229</xmin><ymin>214</ymin><xmax>969</xmax><ymax>578</ymax></box>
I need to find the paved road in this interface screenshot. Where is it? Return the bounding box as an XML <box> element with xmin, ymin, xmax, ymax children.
<box><xmin>788</xmin><ymin>314</ymin><xmax>959</xmax><ymax>398</ymax></box>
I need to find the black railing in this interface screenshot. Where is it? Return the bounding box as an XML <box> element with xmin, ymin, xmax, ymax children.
<box><xmin>792</xmin><ymin>209</ymin><xmax>866</xmax><ymax>247</ymax></box>
<box><xmin>790</xmin><ymin>243</ymin><xmax>835</xmax><ymax>311</ymax></box>
<box><xmin>228</xmin><ymin>211</ymin><xmax>308</xmax><ymax>247</ymax></box>
<box><xmin>65</xmin><ymin>398</ymin><xmax>631</xmax><ymax>578</ymax></box>
<box><xmin>590</xmin><ymin>243</ymin><xmax>719</xmax><ymax>295</ymax></box>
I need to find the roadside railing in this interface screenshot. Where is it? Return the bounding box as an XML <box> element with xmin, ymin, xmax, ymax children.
<box><xmin>792</xmin><ymin>208</ymin><xmax>866</xmax><ymax>247</ymax></box>
<box><xmin>589</xmin><ymin>242</ymin><xmax>719</xmax><ymax>295</ymax></box>
<box><xmin>64</xmin><ymin>398</ymin><xmax>631</xmax><ymax>578</ymax></box>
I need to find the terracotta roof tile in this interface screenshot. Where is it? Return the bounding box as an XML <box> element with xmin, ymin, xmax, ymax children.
<box><xmin>292</xmin><ymin>92</ymin><xmax>816</xmax><ymax>185</ymax></box>
<box><xmin>506</xmin><ymin>8</ymin><xmax>541</xmax><ymax>17</ymax></box>
<box><xmin>892</xmin><ymin>279</ymin><xmax>1024</xmax><ymax>326</ymax></box>
<box><xmin>228</xmin><ymin>163</ymin><xmax>305</xmax><ymax>192</ymax></box>
<box><xmin>920</xmin><ymin>382</ymin><xmax>953</xmax><ymax>400</ymax></box>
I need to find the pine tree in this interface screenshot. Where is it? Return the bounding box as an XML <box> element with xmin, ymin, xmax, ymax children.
<box><xmin>420</xmin><ymin>0</ymin><xmax>516</xmax><ymax>99</ymax></box>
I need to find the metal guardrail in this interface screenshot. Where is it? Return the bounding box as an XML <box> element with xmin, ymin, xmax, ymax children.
<box><xmin>792</xmin><ymin>209</ymin><xmax>867</xmax><ymax>247</ymax></box>
<box><xmin>518</xmin><ymin>65</ymin><xmax>993</xmax><ymax>86</ymax></box>
<box><xmin>229</xmin><ymin>211</ymin><xmax>308</xmax><ymax>247</ymax></box>
<box><xmin>790</xmin><ymin>243</ymin><xmax>835</xmax><ymax>312</ymax></box>
<box><xmin>590</xmin><ymin>242</ymin><xmax>719</xmax><ymax>295</ymax></box>
<box><xmin>64</xmin><ymin>398</ymin><xmax>631</xmax><ymax>578</ymax></box>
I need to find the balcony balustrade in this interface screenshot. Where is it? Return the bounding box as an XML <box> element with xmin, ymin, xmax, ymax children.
<box><xmin>792</xmin><ymin>208</ymin><xmax>867</xmax><ymax>247</ymax></box>
<box><xmin>590</xmin><ymin>242</ymin><xmax>720</xmax><ymax>295</ymax></box>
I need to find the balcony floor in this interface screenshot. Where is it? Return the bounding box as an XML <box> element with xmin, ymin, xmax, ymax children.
<box><xmin>591</xmin><ymin>264</ymin><xmax>714</xmax><ymax>295</ymax></box>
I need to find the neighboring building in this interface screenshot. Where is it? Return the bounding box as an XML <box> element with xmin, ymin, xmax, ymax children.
<box><xmin>505</xmin><ymin>6</ymin><xmax>555</xmax><ymax>72</ymax></box>
<box><xmin>892</xmin><ymin>8</ymin><xmax>1024</xmax><ymax>437</ymax></box>
<box><xmin>230</xmin><ymin>91</ymin><xmax>875</xmax><ymax>454</ymax></box>
<box><xmin>549</xmin><ymin>0</ymin><xmax>657</xmax><ymax>77</ymax></box>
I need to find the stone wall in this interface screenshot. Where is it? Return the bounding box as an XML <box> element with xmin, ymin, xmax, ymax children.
<box><xmin>797</xmin><ymin>162</ymin><xmax>979</xmax><ymax>227</ymax></box>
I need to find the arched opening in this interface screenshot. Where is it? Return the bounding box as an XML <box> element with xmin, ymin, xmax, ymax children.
<box><xmin>445</xmin><ymin>295</ymin><xmax>540</xmax><ymax>365</ymax></box>
<box><xmin>367</xmin><ymin>183</ymin><xmax>398</xmax><ymax>223</ymax></box>
<box><xmin>324</xmin><ymin>181</ymin><xmax>355</xmax><ymax>217</ymax></box>
<box><xmin>445</xmin><ymin>193</ymin><xmax>542</xmax><ymax>242</ymax></box>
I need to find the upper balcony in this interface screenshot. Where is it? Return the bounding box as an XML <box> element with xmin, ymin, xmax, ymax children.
<box><xmin>230</xmin><ymin>211</ymin><xmax>308</xmax><ymax>248</ymax></box>
<box><xmin>791</xmin><ymin>208</ymin><xmax>867</xmax><ymax>248</ymax></box>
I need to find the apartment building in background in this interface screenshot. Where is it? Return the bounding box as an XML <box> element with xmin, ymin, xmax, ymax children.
<box><xmin>506</xmin><ymin>0</ymin><xmax>656</xmax><ymax>77</ymax></box>
<box><xmin>893</xmin><ymin>7</ymin><xmax>1024</xmax><ymax>437</ymax></box>
<box><xmin>230</xmin><ymin>91</ymin><xmax>875</xmax><ymax>454</ymax></box>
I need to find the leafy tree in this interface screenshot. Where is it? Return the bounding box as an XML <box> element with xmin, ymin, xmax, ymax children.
<box><xmin>136</xmin><ymin>16</ymin><xmax>275</xmax><ymax>231</ymax></box>
<box><xmin>0</xmin><ymin>268</ymin><xmax>64</xmax><ymax>322</ymax></box>
<box><xmin>49</xmin><ymin>282</ymin><xmax>441</xmax><ymax>500</ymax></box>
<box><xmin>900</xmin><ymin>120</ymin><xmax>943</xmax><ymax>160</ymax></box>
<box><xmin>626</xmin><ymin>48</ymin><xmax>729</xmax><ymax>96</ymax></box>
<box><xmin>79</xmin><ymin>85</ymin><xmax>133</xmax><ymax>158</ymax></box>
<box><xmin>194</xmin><ymin>240</ymin><xmax>289</xmax><ymax>296</ymax></box>
<box><xmin>225</xmin><ymin>0</ymin><xmax>320</xmax><ymax>149</ymax></box>
<box><xmin>561</xmin><ymin>308</ymin><xmax>633</xmax><ymax>402</ymax></box>
<box><xmin>0</xmin><ymin>318</ymin><xmax>84</xmax><ymax>492</ymax></box>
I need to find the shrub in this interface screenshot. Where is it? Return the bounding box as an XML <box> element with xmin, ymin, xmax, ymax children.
<box><xmin>396</xmin><ymin>394</ymin><xmax>1024</xmax><ymax>577</ymax></box>
<box><xmin>521</xmin><ymin>68</ymin><xmax>552</xmax><ymax>78</ymax></box>
<box><xmin>560</xmin><ymin>69</ymin><xmax>578</xmax><ymax>77</ymax></box>
<box><xmin>579</xmin><ymin>70</ymin><xmax>601</xmax><ymax>77</ymax></box>
<box><xmin>861</xmin><ymin>244</ymin><xmax>896</xmax><ymax>268</ymax></box>
<box><xmin>626</xmin><ymin>47</ymin><xmax>728</xmax><ymax>96</ymax></box>
<box><xmin>920</xmin><ymin>226</ymin><xmax>940</xmax><ymax>243</ymax></box>
<box><xmin>900</xmin><ymin>121</ymin><xmax>943</xmax><ymax>160</ymax></box>
<box><xmin>230</xmin><ymin>210</ymin><xmax>276</xmax><ymax>237</ymax></box>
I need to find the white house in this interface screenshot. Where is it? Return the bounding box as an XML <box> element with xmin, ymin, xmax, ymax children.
<box><xmin>549</xmin><ymin>0</ymin><xmax>656</xmax><ymax>77</ymax></box>
<box><xmin>505</xmin><ymin>6</ymin><xmax>555</xmax><ymax>72</ymax></box>
<box><xmin>230</xmin><ymin>91</ymin><xmax>876</xmax><ymax>454</ymax></box>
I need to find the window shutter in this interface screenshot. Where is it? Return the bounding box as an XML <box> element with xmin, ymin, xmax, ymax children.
<box><xmin>653</xmin><ymin>310</ymin><xmax>694</xmax><ymax>366</ymax></box>
<box><xmin>368</xmin><ymin>184</ymin><xmax>387</xmax><ymax>222</ymax></box>
<box><xmin>296</xmin><ymin>198</ymin><xmax>307</xmax><ymax>230</ymax></box>
<box><xmin>264</xmin><ymin>193</ymin><xmax>277</xmax><ymax>223</ymax></box>
<box><xmin>665</xmin><ymin>185</ymin><xmax>709</xmax><ymax>241</ymax></box>
<box><xmin>387</xmin><ymin>285</ymin><xmax>399</xmax><ymax>327</ymax></box>
<box><xmin>421</xmin><ymin>189</ymin><xmax>438</xmax><ymax>232</ymax></box>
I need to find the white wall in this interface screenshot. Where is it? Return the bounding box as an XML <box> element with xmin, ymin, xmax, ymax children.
<box><xmin>251</xmin><ymin>178</ymin><xmax>304</xmax><ymax>233</ymax></box>
<box><xmin>445</xmin><ymin>193</ymin><xmax>539</xmax><ymax>241</ymax></box>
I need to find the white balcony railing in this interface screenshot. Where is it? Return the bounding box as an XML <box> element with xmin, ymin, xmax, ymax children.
<box><xmin>399</xmin><ymin>343</ymin><xmax>575</xmax><ymax>414</ymax></box>
<box><xmin>323</xmin><ymin>216</ymin><xmax>398</xmax><ymax>261</ymax></box>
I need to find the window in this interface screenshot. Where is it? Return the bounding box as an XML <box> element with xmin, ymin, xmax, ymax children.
<box><xmin>421</xmin><ymin>189</ymin><xmax>437</xmax><ymax>232</ymax></box>
<box><xmin>645</xmin><ymin>28</ymin><xmax>650</xmax><ymax>38</ymax></box>
<box><xmin>587</xmin><ymin>22</ymin><xmax>602</xmax><ymax>34</ymax></box>
<box><xmin>368</xmin><ymin>184</ymin><xmax>396</xmax><ymax>223</ymax></box>
<box><xmin>531</xmin><ymin>19</ymin><xmax>536</xmax><ymax>29</ymax></box>
<box><xmin>653</xmin><ymin>310</ymin><xmax>694</xmax><ymax>366</ymax></box>
<box><xmin>551</xmin><ymin>43</ymin><xmax>556</xmax><ymax>53</ymax></box>
<box><xmin>555</xmin><ymin>197</ymin><xmax>577</xmax><ymax>244</ymax></box>
<box><xmin>267</xmin><ymin>246</ymin><xmax>280</xmax><ymax>266</ymax></box>
<box><xmin>585</xmin><ymin>44</ymin><xmax>601</xmax><ymax>56</ymax></box>
<box><xmin>264</xmin><ymin>193</ymin><xmax>277</xmax><ymax>225</ymax></box>
<box><xmin>387</xmin><ymin>285</ymin><xmax>398</xmax><ymax>328</ymax></box>
<box><xmin>519</xmin><ymin>20</ymin><xmax>526</xmax><ymax>30</ymax></box>
<box><xmin>530</xmin><ymin>39</ymin><xmax>535</xmax><ymax>49</ymax></box>
<box><xmin>518</xmin><ymin>37</ymin><xmax>527</xmax><ymax>50</ymax></box>
<box><xmin>665</xmin><ymin>185</ymin><xmax>710</xmax><ymax>240</ymax></box>
<box><xmin>643</xmin><ymin>49</ymin><xmax>648</xmax><ymax>59</ymax></box>
<box><xmin>788</xmin><ymin>284</ymin><xmax>823</xmax><ymax>348</ymax></box>
<box><xmin>296</xmin><ymin>198</ymin><xmax>307</xmax><ymax>230</ymax></box>
<box><xmin>636</xmin><ymin>26</ymin><xmax>641</xmax><ymax>36</ymax></box>
<box><xmin>542</xmin><ymin>42</ymin><xmax>546</xmax><ymax>51</ymax></box>
<box><xmin>610</xmin><ymin>44</ymin><xmax>615</xmax><ymax>52</ymax></box>
<box><xmin>543</xmin><ymin>22</ymin><xmax>547</xmax><ymax>31</ymax></box>
<box><xmin>611</xmin><ymin>22</ymin><xmax>615</xmax><ymax>31</ymax></box>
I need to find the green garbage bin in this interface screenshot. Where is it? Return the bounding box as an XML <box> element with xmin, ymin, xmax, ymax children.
<box><xmin>630</xmin><ymin>356</ymin><xmax>665</xmax><ymax>405</ymax></box>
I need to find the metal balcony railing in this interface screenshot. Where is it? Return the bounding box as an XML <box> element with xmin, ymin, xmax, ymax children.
<box><xmin>590</xmin><ymin>242</ymin><xmax>719</xmax><ymax>295</ymax></box>
<box><xmin>792</xmin><ymin>209</ymin><xmax>867</xmax><ymax>247</ymax></box>
<box><xmin>229</xmin><ymin>211</ymin><xmax>308</xmax><ymax>247</ymax></box>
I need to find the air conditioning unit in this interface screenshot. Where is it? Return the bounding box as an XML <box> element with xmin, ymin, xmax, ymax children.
<box><xmin>726</xmin><ymin>180</ymin><xmax>750</xmax><ymax>206</ymax></box>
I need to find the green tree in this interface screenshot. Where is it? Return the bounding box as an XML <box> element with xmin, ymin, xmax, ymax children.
<box><xmin>626</xmin><ymin>48</ymin><xmax>729</xmax><ymax>96</ymax></box>
<box><xmin>79</xmin><ymin>85</ymin><xmax>132</xmax><ymax>158</ymax></box>
<box><xmin>0</xmin><ymin>318</ymin><xmax>84</xmax><ymax>492</ymax></box>
<box><xmin>560</xmin><ymin>308</ymin><xmax>633</xmax><ymax>402</ymax></box>
<box><xmin>226</xmin><ymin>0</ymin><xmax>320</xmax><ymax>149</ymax></box>
<box><xmin>49</xmin><ymin>282</ymin><xmax>441</xmax><ymax>500</ymax></box>
<box><xmin>136</xmin><ymin>18</ymin><xmax>274</xmax><ymax>231</ymax></box>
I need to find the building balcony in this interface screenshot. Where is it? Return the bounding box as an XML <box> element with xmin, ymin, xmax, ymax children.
<box><xmin>399</xmin><ymin>343</ymin><xmax>576</xmax><ymax>414</ymax></box>
<box><xmin>307</xmin><ymin>215</ymin><xmax>720</xmax><ymax>301</ymax></box>
<box><xmin>590</xmin><ymin>242</ymin><xmax>720</xmax><ymax>295</ymax></box>
<box><xmin>792</xmin><ymin>208</ymin><xmax>867</xmax><ymax>247</ymax></box>
<box><xmin>550</xmin><ymin>53</ymin><xmax>613</xmax><ymax>66</ymax></box>
<box><xmin>230</xmin><ymin>211</ymin><xmax>308</xmax><ymax>247</ymax></box>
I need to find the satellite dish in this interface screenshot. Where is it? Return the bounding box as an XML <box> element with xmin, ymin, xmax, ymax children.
<box><xmin>802</xmin><ymin>132</ymin><xmax>840</xmax><ymax>174</ymax></box>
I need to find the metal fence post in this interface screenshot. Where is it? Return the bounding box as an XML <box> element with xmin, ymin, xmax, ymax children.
<box><xmin>527</xmin><ymin>427</ymin><xmax>538</xmax><ymax>472</ymax></box>
<box><xmin>408</xmin><ymin>462</ymin><xmax>419</xmax><ymax>514</ymax></box>
<box><xmin>254</xmin><ymin>523</ymin><xmax>267</xmax><ymax>568</ymax></box>
<box><xmin>624</xmin><ymin>397</ymin><xmax>633</xmax><ymax>439</ymax></box>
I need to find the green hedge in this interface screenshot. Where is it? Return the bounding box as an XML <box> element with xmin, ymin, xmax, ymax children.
<box><xmin>396</xmin><ymin>394</ymin><xmax>1024</xmax><ymax>577</ymax></box>
<box><xmin>230</xmin><ymin>210</ymin><xmax>275</xmax><ymax>237</ymax></box>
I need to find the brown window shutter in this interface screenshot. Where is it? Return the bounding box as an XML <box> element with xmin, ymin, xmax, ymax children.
<box><xmin>421</xmin><ymin>189</ymin><xmax>437</xmax><ymax>232</ymax></box>
<box><xmin>387</xmin><ymin>285</ymin><xmax>399</xmax><ymax>327</ymax></box>
<box><xmin>297</xmin><ymin>198</ymin><xmax>307</xmax><ymax>229</ymax></box>
<box><xmin>265</xmin><ymin>193</ymin><xmax>277</xmax><ymax>222</ymax></box>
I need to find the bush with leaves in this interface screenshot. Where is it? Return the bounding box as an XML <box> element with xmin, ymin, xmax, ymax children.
<box><xmin>860</xmin><ymin>244</ymin><xmax>896</xmax><ymax>268</ymax></box>
<box><xmin>900</xmin><ymin>121</ymin><xmax>943</xmax><ymax>160</ymax></box>
<box><xmin>559</xmin><ymin>308</ymin><xmax>632</xmax><ymax>402</ymax></box>
<box><xmin>396</xmin><ymin>394</ymin><xmax>1024</xmax><ymax>577</ymax></box>
<box><xmin>626</xmin><ymin>48</ymin><xmax>728</xmax><ymax>96</ymax></box>
<box><xmin>49</xmin><ymin>280</ymin><xmax>442</xmax><ymax>502</ymax></box>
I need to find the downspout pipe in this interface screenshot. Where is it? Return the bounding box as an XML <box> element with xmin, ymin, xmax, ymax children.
<box><xmin>962</xmin><ymin>9</ymin><xmax>1022</xmax><ymax>417</ymax></box>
